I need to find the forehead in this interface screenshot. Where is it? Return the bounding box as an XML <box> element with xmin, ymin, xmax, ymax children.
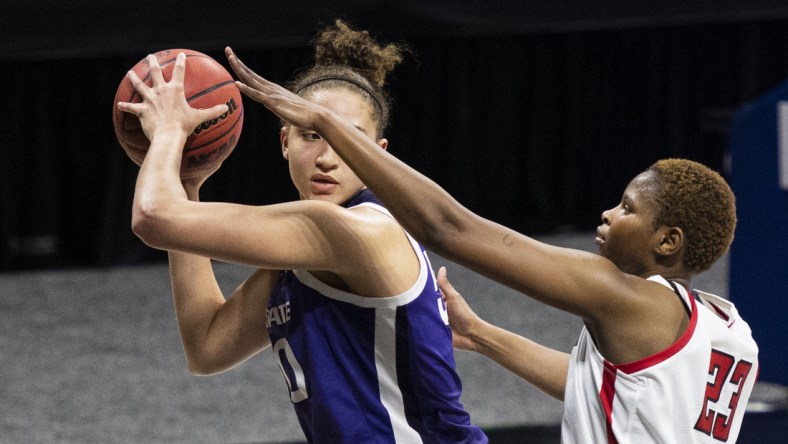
<box><xmin>623</xmin><ymin>171</ymin><xmax>664</xmax><ymax>219</ymax></box>
<box><xmin>304</xmin><ymin>88</ymin><xmax>376</xmax><ymax>133</ymax></box>
<box><xmin>625</xmin><ymin>171</ymin><xmax>657</xmax><ymax>196</ymax></box>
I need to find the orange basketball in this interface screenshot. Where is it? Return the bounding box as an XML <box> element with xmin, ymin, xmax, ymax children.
<box><xmin>113</xmin><ymin>49</ymin><xmax>243</xmax><ymax>179</ymax></box>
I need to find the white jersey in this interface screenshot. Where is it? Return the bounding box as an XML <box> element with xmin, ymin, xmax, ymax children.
<box><xmin>562</xmin><ymin>275</ymin><xmax>759</xmax><ymax>444</ymax></box>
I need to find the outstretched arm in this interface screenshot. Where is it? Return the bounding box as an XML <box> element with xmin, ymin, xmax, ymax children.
<box><xmin>225</xmin><ymin>48</ymin><xmax>633</xmax><ymax>320</ymax></box>
<box><xmin>438</xmin><ymin>267</ymin><xmax>569</xmax><ymax>401</ymax></box>
<box><xmin>225</xmin><ymin>48</ymin><xmax>693</xmax><ymax>367</ymax></box>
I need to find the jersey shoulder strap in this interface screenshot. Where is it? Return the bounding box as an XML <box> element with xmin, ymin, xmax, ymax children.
<box><xmin>667</xmin><ymin>279</ymin><xmax>693</xmax><ymax>319</ymax></box>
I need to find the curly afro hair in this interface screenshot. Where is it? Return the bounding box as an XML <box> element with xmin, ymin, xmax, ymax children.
<box><xmin>646</xmin><ymin>159</ymin><xmax>736</xmax><ymax>273</ymax></box>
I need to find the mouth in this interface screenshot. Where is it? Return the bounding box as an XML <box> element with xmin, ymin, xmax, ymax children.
<box><xmin>310</xmin><ymin>174</ymin><xmax>338</xmax><ymax>194</ymax></box>
<box><xmin>311</xmin><ymin>174</ymin><xmax>338</xmax><ymax>184</ymax></box>
<box><xmin>595</xmin><ymin>228</ymin><xmax>605</xmax><ymax>245</ymax></box>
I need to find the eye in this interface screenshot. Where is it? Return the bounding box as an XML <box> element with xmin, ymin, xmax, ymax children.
<box><xmin>300</xmin><ymin>130</ymin><xmax>322</xmax><ymax>141</ymax></box>
<box><xmin>622</xmin><ymin>203</ymin><xmax>632</xmax><ymax>214</ymax></box>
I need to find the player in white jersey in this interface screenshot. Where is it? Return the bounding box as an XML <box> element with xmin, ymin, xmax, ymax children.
<box><xmin>120</xmin><ymin>20</ymin><xmax>486</xmax><ymax>443</ymax></box>
<box><xmin>223</xmin><ymin>55</ymin><xmax>760</xmax><ymax>441</ymax></box>
<box><xmin>563</xmin><ymin>275</ymin><xmax>758</xmax><ymax>443</ymax></box>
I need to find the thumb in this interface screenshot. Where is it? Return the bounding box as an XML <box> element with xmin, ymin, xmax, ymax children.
<box><xmin>437</xmin><ymin>266</ymin><xmax>456</xmax><ymax>298</ymax></box>
<box><xmin>437</xmin><ymin>266</ymin><xmax>448</xmax><ymax>289</ymax></box>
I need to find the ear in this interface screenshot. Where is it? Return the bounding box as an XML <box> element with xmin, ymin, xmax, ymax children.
<box><xmin>377</xmin><ymin>138</ymin><xmax>389</xmax><ymax>151</ymax></box>
<box><xmin>654</xmin><ymin>226</ymin><xmax>684</xmax><ymax>258</ymax></box>
<box><xmin>280</xmin><ymin>126</ymin><xmax>289</xmax><ymax>159</ymax></box>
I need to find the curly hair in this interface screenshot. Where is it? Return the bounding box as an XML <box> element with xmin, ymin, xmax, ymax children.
<box><xmin>286</xmin><ymin>19</ymin><xmax>406</xmax><ymax>137</ymax></box>
<box><xmin>646</xmin><ymin>159</ymin><xmax>737</xmax><ymax>273</ymax></box>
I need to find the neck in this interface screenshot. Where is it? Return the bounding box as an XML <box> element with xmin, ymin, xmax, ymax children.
<box><xmin>659</xmin><ymin>275</ymin><xmax>692</xmax><ymax>291</ymax></box>
<box><xmin>650</xmin><ymin>257</ymin><xmax>693</xmax><ymax>290</ymax></box>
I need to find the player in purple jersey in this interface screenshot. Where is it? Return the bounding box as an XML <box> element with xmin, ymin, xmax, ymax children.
<box><xmin>227</xmin><ymin>41</ymin><xmax>760</xmax><ymax>441</ymax></box>
<box><xmin>119</xmin><ymin>19</ymin><xmax>486</xmax><ymax>443</ymax></box>
<box><xmin>268</xmin><ymin>188</ymin><xmax>484</xmax><ymax>442</ymax></box>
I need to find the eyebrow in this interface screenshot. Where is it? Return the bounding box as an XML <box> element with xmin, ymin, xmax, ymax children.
<box><xmin>621</xmin><ymin>192</ymin><xmax>636</xmax><ymax>207</ymax></box>
<box><xmin>354</xmin><ymin>125</ymin><xmax>373</xmax><ymax>137</ymax></box>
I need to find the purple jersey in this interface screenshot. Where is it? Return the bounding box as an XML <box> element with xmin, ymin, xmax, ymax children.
<box><xmin>267</xmin><ymin>189</ymin><xmax>487</xmax><ymax>443</ymax></box>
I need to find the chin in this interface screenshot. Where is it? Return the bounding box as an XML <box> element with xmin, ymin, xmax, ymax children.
<box><xmin>309</xmin><ymin>194</ymin><xmax>344</xmax><ymax>205</ymax></box>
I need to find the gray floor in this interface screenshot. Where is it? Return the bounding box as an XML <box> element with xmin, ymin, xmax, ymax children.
<box><xmin>0</xmin><ymin>232</ymin><xmax>752</xmax><ymax>443</ymax></box>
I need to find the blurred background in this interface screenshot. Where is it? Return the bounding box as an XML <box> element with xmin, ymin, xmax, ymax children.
<box><xmin>1</xmin><ymin>1</ymin><xmax>787</xmax><ymax>442</ymax></box>
<box><xmin>3</xmin><ymin>1</ymin><xmax>788</xmax><ymax>271</ymax></box>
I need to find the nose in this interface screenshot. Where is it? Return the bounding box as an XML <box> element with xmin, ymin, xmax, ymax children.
<box><xmin>601</xmin><ymin>208</ymin><xmax>612</xmax><ymax>225</ymax></box>
<box><xmin>315</xmin><ymin>143</ymin><xmax>339</xmax><ymax>170</ymax></box>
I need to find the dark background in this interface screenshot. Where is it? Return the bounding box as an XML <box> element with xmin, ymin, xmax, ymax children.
<box><xmin>2</xmin><ymin>1</ymin><xmax>788</xmax><ymax>271</ymax></box>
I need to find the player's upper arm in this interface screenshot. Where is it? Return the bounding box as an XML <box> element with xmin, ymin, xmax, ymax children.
<box><xmin>135</xmin><ymin>199</ymin><xmax>382</xmax><ymax>274</ymax></box>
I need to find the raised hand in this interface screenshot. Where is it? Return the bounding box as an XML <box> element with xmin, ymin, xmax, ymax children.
<box><xmin>225</xmin><ymin>47</ymin><xmax>324</xmax><ymax>131</ymax></box>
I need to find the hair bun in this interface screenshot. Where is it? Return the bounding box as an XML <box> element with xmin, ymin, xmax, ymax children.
<box><xmin>313</xmin><ymin>20</ymin><xmax>404</xmax><ymax>88</ymax></box>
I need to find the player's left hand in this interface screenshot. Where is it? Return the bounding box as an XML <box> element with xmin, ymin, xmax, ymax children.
<box><xmin>437</xmin><ymin>267</ymin><xmax>483</xmax><ymax>352</ymax></box>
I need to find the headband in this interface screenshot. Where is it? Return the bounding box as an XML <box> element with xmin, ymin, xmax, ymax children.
<box><xmin>295</xmin><ymin>76</ymin><xmax>383</xmax><ymax>113</ymax></box>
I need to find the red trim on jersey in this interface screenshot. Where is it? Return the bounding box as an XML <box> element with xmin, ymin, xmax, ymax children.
<box><xmin>600</xmin><ymin>361</ymin><xmax>619</xmax><ymax>444</ymax></box>
<box><xmin>613</xmin><ymin>296</ymin><xmax>698</xmax><ymax>375</ymax></box>
<box><xmin>597</xmin><ymin>295</ymin><xmax>699</xmax><ymax>442</ymax></box>
<box><xmin>707</xmin><ymin>300</ymin><xmax>730</xmax><ymax>322</ymax></box>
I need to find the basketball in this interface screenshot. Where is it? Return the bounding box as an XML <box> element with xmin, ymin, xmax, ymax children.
<box><xmin>113</xmin><ymin>49</ymin><xmax>244</xmax><ymax>179</ymax></box>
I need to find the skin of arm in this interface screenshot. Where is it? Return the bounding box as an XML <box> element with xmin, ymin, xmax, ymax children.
<box><xmin>225</xmin><ymin>48</ymin><xmax>690</xmax><ymax>366</ymax></box>
<box><xmin>437</xmin><ymin>267</ymin><xmax>569</xmax><ymax>400</ymax></box>
<box><xmin>224</xmin><ymin>48</ymin><xmax>634</xmax><ymax>319</ymax></box>
<box><xmin>168</xmin><ymin>249</ymin><xmax>275</xmax><ymax>375</ymax></box>
<box><xmin>167</xmin><ymin>180</ymin><xmax>274</xmax><ymax>375</ymax></box>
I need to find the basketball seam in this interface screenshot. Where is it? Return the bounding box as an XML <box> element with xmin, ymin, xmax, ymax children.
<box><xmin>187</xmin><ymin>80</ymin><xmax>236</xmax><ymax>102</ymax></box>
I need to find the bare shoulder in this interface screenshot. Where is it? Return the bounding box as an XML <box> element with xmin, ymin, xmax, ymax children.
<box><xmin>344</xmin><ymin>204</ymin><xmax>416</xmax><ymax>262</ymax></box>
<box><xmin>589</xmin><ymin>275</ymin><xmax>692</xmax><ymax>363</ymax></box>
<box><xmin>338</xmin><ymin>204</ymin><xmax>421</xmax><ymax>297</ymax></box>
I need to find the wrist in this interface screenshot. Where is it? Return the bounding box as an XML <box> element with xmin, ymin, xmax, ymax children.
<box><xmin>461</xmin><ymin>318</ymin><xmax>486</xmax><ymax>351</ymax></box>
<box><xmin>149</xmin><ymin>125</ymin><xmax>190</xmax><ymax>149</ymax></box>
<box><xmin>183</xmin><ymin>186</ymin><xmax>201</xmax><ymax>202</ymax></box>
<box><xmin>468</xmin><ymin>320</ymin><xmax>503</xmax><ymax>356</ymax></box>
<box><xmin>314</xmin><ymin>107</ymin><xmax>342</xmax><ymax>136</ymax></box>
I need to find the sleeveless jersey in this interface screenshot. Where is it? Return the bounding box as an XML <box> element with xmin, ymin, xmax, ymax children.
<box><xmin>266</xmin><ymin>189</ymin><xmax>487</xmax><ymax>444</ymax></box>
<box><xmin>562</xmin><ymin>275</ymin><xmax>759</xmax><ymax>443</ymax></box>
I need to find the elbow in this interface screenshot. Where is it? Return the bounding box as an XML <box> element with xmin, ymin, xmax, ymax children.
<box><xmin>130</xmin><ymin>207</ymin><xmax>152</xmax><ymax>242</ymax></box>
<box><xmin>186</xmin><ymin>358</ymin><xmax>220</xmax><ymax>376</ymax></box>
<box><xmin>186</xmin><ymin>359</ymin><xmax>208</xmax><ymax>376</ymax></box>
<box><xmin>420</xmin><ymin>224</ymin><xmax>451</xmax><ymax>255</ymax></box>
<box><xmin>185</xmin><ymin>351</ymin><xmax>225</xmax><ymax>376</ymax></box>
<box><xmin>131</xmin><ymin>202</ymin><xmax>169</xmax><ymax>248</ymax></box>
<box><xmin>417</xmin><ymin>207</ymin><xmax>473</xmax><ymax>258</ymax></box>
